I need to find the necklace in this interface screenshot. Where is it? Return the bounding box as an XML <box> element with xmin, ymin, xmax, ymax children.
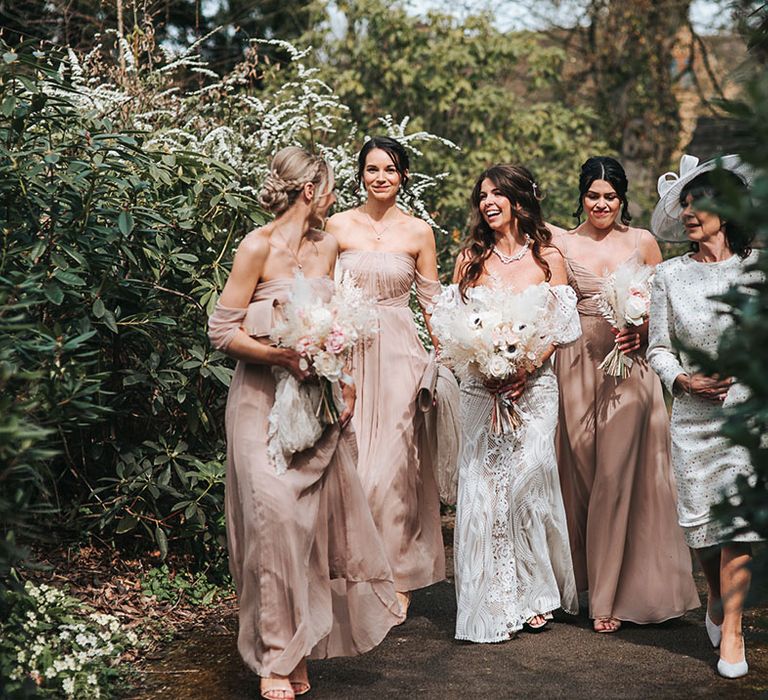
<box><xmin>362</xmin><ymin>207</ymin><xmax>399</xmax><ymax>241</ymax></box>
<box><xmin>492</xmin><ymin>236</ymin><xmax>531</xmax><ymax>264</ymax></box>
<box><xmin>275</xmin><ymin>228</ymin><xmax>304</xmax><ymax>271</ymax></box>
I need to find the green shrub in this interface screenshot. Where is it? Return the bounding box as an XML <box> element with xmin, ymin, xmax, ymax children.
<box><xmin>140</xmin><ymin>563</ymin><xmax>231</xmax><ymax>607</ymax></box>
<box><xmin>0</xmin><ymin>582</ymin><xmax>139</xmax><ymax>698</ymax></box>
<box><xmin>0</xmin><ymin>40</ymin><xmax>263</xmax><ymax>565</ymax></box>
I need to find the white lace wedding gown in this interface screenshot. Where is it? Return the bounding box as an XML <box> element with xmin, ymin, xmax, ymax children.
<box><xmin>454</xmin><ymin>284</ymin><xmax>581</xmax><ymax>643</ymax></box>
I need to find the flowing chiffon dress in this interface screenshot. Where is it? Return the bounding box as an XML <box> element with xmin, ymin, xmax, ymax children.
<box><xmin>555</xmin><ymin>239</ymin><xmax>700</xmax><ymax>623</ymax></box>
<box><xmin>647</xmin><ymin>252</ymin><xmax>762</xmax><ymax>548</ymax></box>
<box><xmin>454</xmin><ymin>283</ymin><xmax>580</xmax><ymax>643</ymax></box>
<box><xmin>338</xmin><ymin>250</ymin><xmax>445</xmax><ymax>592</ymax></box>
<box><xmin>208</xmin><ymin>276</ymin><xmax>402</xmax><ymax>678</ymax></box>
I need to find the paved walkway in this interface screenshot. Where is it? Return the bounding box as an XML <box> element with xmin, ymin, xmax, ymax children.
<box><xmin>129</xmin><ymin>572</ymin><xmax>768</xmax><ymax>698</ymax></box>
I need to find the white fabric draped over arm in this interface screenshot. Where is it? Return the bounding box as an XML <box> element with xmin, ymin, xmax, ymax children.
<box><xmin>548</xmin><ymin>285</ymin><xmax>582</xmax><ymax>346</ymax></box>
<box><xmin>646</xmin><ymin>268</ymin><xmax>686</xmax><ymax>393</ymax></box>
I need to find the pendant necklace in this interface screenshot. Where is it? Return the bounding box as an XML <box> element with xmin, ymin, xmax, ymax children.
<box><xmin>362</xmin><ymin>207</ymin><xmax>398</xmax><ymax>241</ymax></box>
<box><xmin>275</xmin><ymin>228</ymin><xmax>303</xmax><ymax>270</ymax></box>
<box><xmin>492</xmin><ymin>235</ymin><xmax>532</xmax><ymax>264</ymax></box>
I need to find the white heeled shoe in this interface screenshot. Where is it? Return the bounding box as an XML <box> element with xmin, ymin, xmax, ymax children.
<box><xmin>705</xmin><ymin>611</ymin><xmax>722</xmax><ymax>648</ymax></box>
<box><xmin>718</xmin><ymin>636</ymin><xmax>748</xmax><ymax>679</ymax></box>
<box><xmin>717</xmin><ymin>656</ymin><xmax>748</xmax><ymax>679</ymax></box>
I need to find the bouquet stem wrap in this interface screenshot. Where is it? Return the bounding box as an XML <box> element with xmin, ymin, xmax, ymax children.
<box><xmin>491</xmin><ymin>393</ymin><xmax>522</xmax><ymax>435</ymax></box>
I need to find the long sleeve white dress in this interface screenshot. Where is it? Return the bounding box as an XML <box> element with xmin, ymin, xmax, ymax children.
<box><xmin>647</xmin><ymin>251</ymin><xmax>762</xmax><ymax>548</ymax></box>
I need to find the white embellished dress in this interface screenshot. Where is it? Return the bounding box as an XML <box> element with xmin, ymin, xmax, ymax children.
<box><xmin>647</xmin><ymin>251</ymin><xmax>762</xmax><ymax>548</ymax></box>
<box><xmin>453</xmin><ymin>283</ymin><xmax>581</xmax><ymax>643</ymax></box>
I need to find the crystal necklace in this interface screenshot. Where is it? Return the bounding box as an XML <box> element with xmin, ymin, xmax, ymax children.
<box><xmin>492</xmin><ymin>235</ymin><xmax>532</xmax><ymax>264</ymax></box>
<box><xmin>362</xmin><ymin>206</ymin><xmax>399</xmax><ymax>241</ymax></box>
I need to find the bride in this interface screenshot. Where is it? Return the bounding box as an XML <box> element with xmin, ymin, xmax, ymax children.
<box><xmin>451</xmin><ymin>164</ymin><xmax>580</xmax><ymax>642</ymax></box>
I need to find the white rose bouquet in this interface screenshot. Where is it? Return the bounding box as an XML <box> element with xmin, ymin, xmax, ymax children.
<box><xmin>597</xmin><ymin>259</ymin><xmax>654</xmax><ymax>378</ymax></box>
<box><xmin>267</xmin><ymin>272</ymin><xmax>378</xmax><ymax>473</ymax></box>
<box><xmin>430</xmin><ymin>282</ymin><xmax>557</xmax><ymax>434</ymax></box>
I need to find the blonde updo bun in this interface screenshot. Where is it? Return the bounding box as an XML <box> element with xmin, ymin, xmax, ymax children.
<box><xmin>258</xmin><ymin>146</ymin><xmax>332</xmax><ymax>216</ymax></box>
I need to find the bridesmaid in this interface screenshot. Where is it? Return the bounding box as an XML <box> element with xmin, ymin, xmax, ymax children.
<box><xmin>554</xmin><ymin>156</ymin><xmax>699</xmax><ymax>633</ymax></box>
<box><xmin>648</xmin><ymin>158</ymin><xmax>761</xmax><ymax>678</ymax></box>
<box><xmin>208</xmin><ymin>147</ymin><xmax>402</xmax><ymax>700</ymax></box>
<box><xmin>326</xmin><ymin>136</ymin><xmax>445</xmax><ymax>619</ymax></box>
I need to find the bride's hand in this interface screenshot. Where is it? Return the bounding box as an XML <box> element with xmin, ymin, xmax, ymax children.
<box><xmin>339</xmin><ymin>380</ymin><xmax>356</xmax><ymax>428</ymax></box>
<box><xmin>499</xmin><ymin>368</ymin><xmax>528</xmax><ymax>402</ymax></box>
<box><xmin>279</xmin><ymin>348</ymin><xmax>312</xmax><ymax>382</ymax></box>
<box><xmin>485</xmin><ymin>368</ymin><xmax>528</xmax><ymax>400</ymax></box>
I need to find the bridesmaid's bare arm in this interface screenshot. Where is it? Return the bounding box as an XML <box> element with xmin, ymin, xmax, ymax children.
<box><xmin>639</xmin><ymin>229</ymin><xmax>663</xmax><ymax>267</ymax></box>
<box><xmin>212</xmin><ymin>232</ymin><xmax>308</xmax><ymax>379</ymax></box>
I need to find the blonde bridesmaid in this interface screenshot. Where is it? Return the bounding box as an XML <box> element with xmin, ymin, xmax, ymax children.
<box><xmin>554</xmin><ymin>156</ymin><xmax>699</xmax><ymax>633</ymax></box>
<box><xmin>326</xmin><ymin>136</ymin><xmax>445</xmax><ymax>619</ymax></box>
<box><xmin>208</xmin><ymin>147</ymin><xmax>402</xmax><ymax>700</ymax></box>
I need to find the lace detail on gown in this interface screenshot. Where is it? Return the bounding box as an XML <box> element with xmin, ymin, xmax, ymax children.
<box><xmin>454</xmin><ymin>284</ymin><xmax>579</xmax><ymax>643</ymax></box>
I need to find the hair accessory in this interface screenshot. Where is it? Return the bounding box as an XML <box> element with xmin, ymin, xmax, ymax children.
<box><xmin>650</xmin><ymin>153</ymin><xmax>751</xmax><ymax>243</ymax></box>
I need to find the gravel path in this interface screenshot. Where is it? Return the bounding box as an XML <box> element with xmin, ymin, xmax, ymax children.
<box><xmin>127</xmin><ymin>540</ymin><xmax>768</xmax><ymax>698</ymax></box>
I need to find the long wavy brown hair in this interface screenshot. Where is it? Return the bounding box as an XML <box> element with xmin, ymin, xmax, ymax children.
<box><xmin>458</xmin><ymin>164</ymin><xmax>553</xmax><ymax>299</ymax></box>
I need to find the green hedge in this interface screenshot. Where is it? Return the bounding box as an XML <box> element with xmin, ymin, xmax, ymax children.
<box><xmin>0</xmin><ymin>41</ymin><xmax>264</xmax><ymax>581</ymax></box>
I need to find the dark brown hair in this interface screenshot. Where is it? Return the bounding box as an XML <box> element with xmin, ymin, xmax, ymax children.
<box><xmin>356</xmin><ymin>136</ymin><xmax>410</xmax><ymax>195</ymax></box>
<box><xmin>458</xmin><ymin>164</ymin><xmax>552</xmax><ymax>300</ymax></box>
<box><xmin>573</xmin><ymin>156</ymin><xmax>632</xmax><ymax>225</ymax></box>
<box><xmin>679</xmin><ymin>170</ymin><xmax>753</xmax><ymax>259</ymax></box>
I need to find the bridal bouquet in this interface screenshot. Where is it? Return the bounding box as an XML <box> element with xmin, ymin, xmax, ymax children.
<box><xmin>597</xmin><ymin>260</ymin><xmax>654</xmax><ymax>379</ymax></box>
<box><xmin>267</xmin><ymin>272</ymin><xmax>378</xmax><ymax>474</ymax></box>
<box><xmin>430</xmin><ymin>282</ymin><xmax>556</xmax><ymax>434</ymax></box>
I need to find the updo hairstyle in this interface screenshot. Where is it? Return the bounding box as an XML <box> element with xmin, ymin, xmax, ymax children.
<box><xmin>259</xmin><ymin>146</ymin><xmax>331</xmax><ymax>216</ymax></box>
<box><xmin>573</xmin><ymin>156</ymin><xmax>632</xmax><ymax>225</ymax></box>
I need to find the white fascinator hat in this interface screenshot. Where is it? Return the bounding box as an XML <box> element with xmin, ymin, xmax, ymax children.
<box><xmin>651</xmin><ymin>154</ymin><xmax>752</xmax><ymax>242</ymax></box>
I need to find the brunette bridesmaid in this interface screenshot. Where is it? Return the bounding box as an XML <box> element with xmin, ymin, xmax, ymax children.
<box><xmin>554</xmin><ymin>156</ymin><xmax>699</xmax><ymax>633</ymax></box>
<box><xmin>208</xmin><ymin>147</ymin><xmax>402</xmax><ymax>700</ymax></box>
<box><xmin>326</xmin><ymin>136</ymin><xmax>445</xmax><ymax>619</ymax></box>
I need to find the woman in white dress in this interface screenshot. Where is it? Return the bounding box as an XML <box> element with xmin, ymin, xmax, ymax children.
<box><xmin>648</xmin><ymin>155</ymin><xmax>761</xmax><ymax>679</ymax></box>
<box><xmin>452</xmin><ymin>164</ymin><xmax>580</xmax><ymax>643</ymax></box>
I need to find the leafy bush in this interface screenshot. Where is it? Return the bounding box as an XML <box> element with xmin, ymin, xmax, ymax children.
<box><xmin>140</xmin><ymin>563</ymin><xmax>231</xmax><ymax>607</ymax></box>
<box><xmin>0</xmin><ymin>40</ymin><xmax>262</xmax><ymax>564</ymax></box>
<box><xmin>0</xmin><ymin>582</ymin><xmax>139</xmax><ymax>698</ymax></box>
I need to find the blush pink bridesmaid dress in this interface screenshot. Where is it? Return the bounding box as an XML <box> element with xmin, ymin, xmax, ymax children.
<box><xmin>208</xmin><ymin>275</ymin><xmax>402</xmax><ymax>678</ymax></box>
<box><xmin>339</xmin><ymin>250</ymin><xmax>446</xmax><ymax>593</ymax></box>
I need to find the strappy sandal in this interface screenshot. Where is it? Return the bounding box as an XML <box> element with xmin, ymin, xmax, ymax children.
<box><xmin>593</xmin><ymin>616</ymin><xmax>622</xmax><ymax>633</ymax></box>
<box><xmin>524</xmin><ymin>614</ymin><xmax>549</xmax><ymax>631</ymax></box>
<box><xmin>260</xmin><ymin>678</ymin><xmax>295</xmax><ymax>700</ymax></box>
<box><xmin>395</xmin><ymin>591</ymin><xmax>412</xmax><ymax>625</ymax></box>
<box><xmin>290</xmin><ymin>681</ymin><xmax>310</xmax><ymax>696</ymax></box>
<box><xmin>289</xmin><ymin>659</ymin><xmax>310</xmax><ymax>695</ymax></box>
